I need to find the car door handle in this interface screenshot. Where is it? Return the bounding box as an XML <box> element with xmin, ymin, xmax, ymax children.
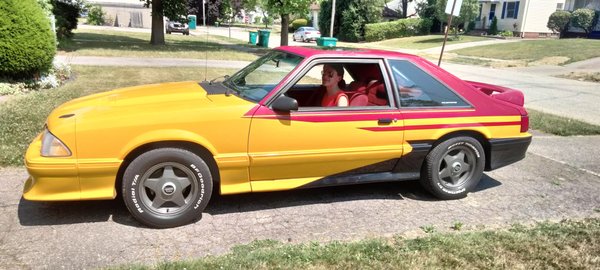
<box><xmin>378</xmin><ymin>118</ymin><xmax>394</xmax><ymax>125</ymax></box>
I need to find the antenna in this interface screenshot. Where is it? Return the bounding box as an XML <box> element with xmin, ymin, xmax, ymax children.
<box><xmin>202</xmin><ymin>18</ymin><xmax>209</xmax><ymax>83</ymax></box>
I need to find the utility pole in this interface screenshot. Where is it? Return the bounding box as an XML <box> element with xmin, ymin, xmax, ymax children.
<box><xmin>329</xmin><ymin>0</ymin><xmax>336</xmax><ymax>37</ymax></box>
<box><xmin>202</xmin><ymin>0</ymin><xmax>206</xmax><ymax>27</ymax></box>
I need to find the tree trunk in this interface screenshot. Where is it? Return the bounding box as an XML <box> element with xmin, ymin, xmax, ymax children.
<box><xmin>402</xmin><ymin>0</ymin><xmax>408</xmax><ymax>18</ymax></box>
<box><xmin>150</xmin><ymin>0</ymin><xmax>165</xmax><ymax>45</ymax></box>
<box><xmin>280</xmin><ymin>13</ymin><xmax>289</xmax><ymax>46</ymax></box>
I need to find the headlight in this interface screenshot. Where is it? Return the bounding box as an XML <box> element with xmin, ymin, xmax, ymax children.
<box><xmin>41</xmin><ymin>129</ymin><xmax>72</xmax><ymax>157</ymax></box>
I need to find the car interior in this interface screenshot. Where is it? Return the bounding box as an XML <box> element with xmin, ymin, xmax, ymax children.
<box><xmin>285</xmin><ymin>63</ymin><xmax>391</xmax><ymax>108</ymax></box>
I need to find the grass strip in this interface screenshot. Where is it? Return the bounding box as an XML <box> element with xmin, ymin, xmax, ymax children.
<box><xmin>0</xmin><ymin>65</ymin><xmax>237</xmax><ymax>166</ymax></box>
<box><xmin>556</xmin><ymin>72</ymin><xmax>600</xmax><ymax>83</ymax></box>
<box><xmin>113</xmin><ymin>218</ymin><xmax>600</xmax><ymax>269</ymax></box>
<box><xmin>453</xmin><ymin>39</ymin><xmax>600</xmax><ymax>65</ymax></box>
<box><xmin>58</xmin><ymin>29</ymin><xmax>266</xmax><ymax>61</ymax></box>
<box><xmin>529</xmin><ymin>109</ymin><xmax>600</xmax><ymax>136</ymax></box>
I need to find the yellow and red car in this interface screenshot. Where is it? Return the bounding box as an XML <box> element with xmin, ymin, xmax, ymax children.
<box><xmin>24</xmin><ymin>47</ymin><xmax>531</xmax><ymax>228</ymax></box>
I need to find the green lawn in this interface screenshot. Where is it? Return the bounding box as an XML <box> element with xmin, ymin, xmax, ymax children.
<box><xmin>453</xmin><ymin>39</ymin><xmax>600</xmax><ymax>65</ymax></box>
<box><xmin>529</xmin><ymin>108</ymin><xmax>600</xmax><ymax>136</ymax></box>
<box><xmin>113</xmin><ymin>219</ymin><xmax>600</xmax><ymax>269</ymax></box>
<box><xmin>58</xmin><ymin>29</ymin><xmax>266</xmax><ymax>61</ymax></box>
<box><xmin>0</xmin><ymin>66</ymin><xmax>236</xmax><ymax>166</ymax></box>
<box><xmin>339</xmin><ymin>35</ymin><xmax>491</xmax><ymax>50</ymax></box>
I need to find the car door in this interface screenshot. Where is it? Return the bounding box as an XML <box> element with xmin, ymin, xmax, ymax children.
<box><xmin>247</xmin><ymin>59</ymin><xmax>405</xmax><ymax>191</ymax></box>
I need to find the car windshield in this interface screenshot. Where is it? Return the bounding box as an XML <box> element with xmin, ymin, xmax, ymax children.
<box><xmin>304</xmin><ymin>27</ymin><xmax>317</xmax><ymax>31</ymax></box>
<box><xmin>224</xmin><ymin>51</ymin><xmax>303</xmax><ymax>103</ymax></box>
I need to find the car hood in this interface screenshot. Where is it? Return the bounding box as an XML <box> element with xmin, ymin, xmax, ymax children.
<box><xmin>46</xmin><ymin>81</ymin><xmax>253</xmax><ymax>127</ymax></box>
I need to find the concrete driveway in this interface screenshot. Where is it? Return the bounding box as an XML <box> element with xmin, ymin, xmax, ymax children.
<box><xmin>1</xmin><ymin>133</ymin><xmax>599</xmax><ymax>269</ymax></box>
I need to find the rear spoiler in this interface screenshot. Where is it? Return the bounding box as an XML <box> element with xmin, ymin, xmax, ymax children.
<box><xmin>465</xmin><ymin>80</ymin><xmax>524</xmax><ymax>107</ymax></box>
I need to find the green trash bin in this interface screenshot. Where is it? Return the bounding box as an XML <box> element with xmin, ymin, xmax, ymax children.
<box><xmin>248</xmin><ymin>31</ymin><xmax>258</xmax><ymax>45</ymax></box>
<box><xmin>317</xmin><ymin>37</ymin><xmax>337</xmax><ymax>47</ymax></box>
<box><xmin>257</xmin><ymin>29</ymin><xmax>271</xmax><ymax>47</ymax></box>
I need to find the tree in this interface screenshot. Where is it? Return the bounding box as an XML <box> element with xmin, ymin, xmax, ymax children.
<box><xmin>571</xmin><ymin>8</ymin><xmax>596</xmax><ymax>34</ymax></box>
<box><xmin>547</xmin><ymin>10</ymin><xmax>571</xmax><ymax>38</ymax></box>
<box><xmin>435</xmin><ymin>0</ymin><xmax>479</xmax><ymax>31</ymax></box>
<box><xmin>264</xmin><ymin>0</ymin><xmax>311</xmax><ymax>46</ymax></box>
<box><xmin>52</xmin><ymin>0</ymin><xmax>82</xmax><ymax>39</ymax></box>
<box><xmin>416</xmin><ymin>0</ymin><xmax>440</xmax><ymax>33</ymax></box>
<box><xmin>319</xmin><ymin>0</ymin><xmax>382</xmax><ymax>42</ymax></box>
<box><xmin>388</xmin><ymin>0</ymin><xmax>413</xmax><ymax>18</ymax></box>
<box><xmin>142</xmin><ymin>0</ymin><xmax>188</xmax><ymax>45</ymax></box>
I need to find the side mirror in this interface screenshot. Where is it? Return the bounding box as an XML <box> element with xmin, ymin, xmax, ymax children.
<box><xmin>271</xmin><ymin>95</ymin><xmax>298</xmax><ymax>112</ymax></box>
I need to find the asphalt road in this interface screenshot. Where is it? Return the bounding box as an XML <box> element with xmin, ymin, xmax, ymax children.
<box><xmin>1</xmin><ymin>133</ymin><xmax>599</xmax><ymax>269</ymax></box>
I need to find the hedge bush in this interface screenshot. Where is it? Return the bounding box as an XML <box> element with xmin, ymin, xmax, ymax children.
<box><xmin>364</xmin><ymin>18</ymin><xmax>431</xmax><ymax>42</ymax></box>
<box><xmin>52</xmin><ymin>0</ymin><xmax>81</xmax><ymax>39</ymax></box>
<box><xmin>289</xmin><ymin>18</ymin><xmax>308</xmax><ymax>31</ymax></box>
<box><xmin>0</xmin><ymin>0</ymin><xmax>56</xmax><ymax>79</ymax></box>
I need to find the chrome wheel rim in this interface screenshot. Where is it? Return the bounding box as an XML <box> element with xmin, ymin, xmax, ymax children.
<box><xmin>139</xmin><ymin>162</ymin><xmax>198</xmax><ymax>216</ymax></box>
<box><xmin>437</xmin><ymin>146</ymin><xmax>477</xmax><ymax>188</ymax></box>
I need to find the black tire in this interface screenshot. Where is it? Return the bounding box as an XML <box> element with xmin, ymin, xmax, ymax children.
<box><xmin>122</xmin><ymin>148</ymin><xmax>213</xmax><ymax>228</ymax></box>
<box><xmin>292</xmin><ymin>35</ymin><xmax>296</xmax><ymax>41</ymax></box>
<box><xmin>420</xmin><ymin>136</ymin><xmax>485</xmax><ymax>200</ymax></box>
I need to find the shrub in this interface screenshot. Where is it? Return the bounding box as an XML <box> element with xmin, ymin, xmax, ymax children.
<box><xmin>572</xmin><ymin>8</ymin><xmax>596</xmax><ymax>34</ymax></box>
<box><xmin>364</xmin><ymin>18</ymin><xmax>430</xmax><ymax>42</ymax></box>
<box><xmin>289</xmin><ymin>18</ymin><xmax>308</xmax><ymax>31</ymax></box>
<box><xmin>0</xmin><ymin>0</ymin><xmax>56</xmax><ymax>79</ymax></box>
<box><xmin>87</xmin><ymin>4</ymin><xmax>105</xmax><ymax>25</ymax></box>
<box><xmin>254</xmin><ymin>16</ymin><xmax>262</xmax><ymax>24</ymax></box>
<box><xmin>547</xmin><ymin>10</ymin><xmax>571</xmax><ymax>37</ymax></box>
<box><xmin>500</xmin><ymin>30</ymin><xmax>513</xmax><ymax>37</ymax></box>
<box><xmin>488</xmin><ymin>16</ymin><xmax>498</xmax><ymax>35</ymax></box>
<box><xmin>466</xmin><ymin>20</ymin><xmax>476</xmax><ymax>32</ymax></box>
<box><xmin>52</xmin><ymin>0</ymin><xmax>81</xmax><ymax>39</ymax></box>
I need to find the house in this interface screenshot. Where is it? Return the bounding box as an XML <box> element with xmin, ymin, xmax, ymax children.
<box><xmin>475</xmin><ymin>0</ymin><xmax>568</xmax><ymax>37</ymax></box>
<box><xmin>383</xmin><ymin>0</ymin><xmax>424</xmax><ymax>21</ymax></box>
<box><xmin>87</xmin><ymin>0</ymin><xmax>152</xmax><ymax>28</ymax></box>
<box><xmin>564</xmin><ymin>0</ymin><xmax>600</xmax><ymax>37</ymax></box>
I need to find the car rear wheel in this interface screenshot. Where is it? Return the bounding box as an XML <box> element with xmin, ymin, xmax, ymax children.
<box><xmin>420</xmin><ymin>136</ymin><xmax>485</xmax><ymax>200</ymax></box>
<box><xmin>122</xmin><ymin>148</ymin><xmax>212</xmax><ymax>228</ymax></box>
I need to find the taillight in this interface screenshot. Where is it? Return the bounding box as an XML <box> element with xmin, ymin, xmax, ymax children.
<box><xmin>520</xmin><ymin>114</ymin><xmax>529</xmax><ymax>133</ymax></box>
<box><xmin>306</xmin><ymin>31</ymin><xmax>311</xmax><ymax>34</ymax></box>
<box><xmin>317</xmin><ymin>31</ymin><xmax>321</xmax><ymax>34</ymax></box>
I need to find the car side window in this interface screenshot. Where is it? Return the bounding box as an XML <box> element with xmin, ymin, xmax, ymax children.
<box><xmin>284</xmin><ymin>62</ymin><xmax>392</xmax><ymax>109</ymax></box>
<box><xmin>389</xmin><ymin>60</ymin><xmax>468</xmax><ymax>107</ymax></box>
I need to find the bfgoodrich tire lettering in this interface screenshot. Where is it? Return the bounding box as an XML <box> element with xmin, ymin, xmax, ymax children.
<box><xmin>420</xmin><ymin>136</ymin><xmax>485</xmax><ymax>200</ymax></box>
<box><xmin>122</xmin><ymin>148</ymin><xmax>213</xmax><ymax>228</ymax></box>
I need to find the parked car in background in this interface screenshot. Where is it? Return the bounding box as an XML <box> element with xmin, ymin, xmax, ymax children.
<box><xmin>23</xmin><ymin>46</ymin><xmax>531</xmax><ymax>228</ymax></box>
<box><xmin>293</xmin><ymin>27</ymin><xmax>321</xmax><ymax>42</ymax></box>
<box><xmin>166</xmin><ymin>21</ymin><xmax>189</xmax><ymax>35</ymax></box>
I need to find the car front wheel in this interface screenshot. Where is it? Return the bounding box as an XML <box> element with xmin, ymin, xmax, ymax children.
<box><xmin>420</xmin><ymin>136</ymin><xmax>485</xmax><ymax>200</ymax></box>
<box><xmin>122</xmin><ymin>148</ymin><xmax>213</xmax><ymax>228</ymax></box>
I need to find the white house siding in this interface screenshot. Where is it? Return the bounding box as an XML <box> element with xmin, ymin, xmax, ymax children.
<box><xmin>476</xmin><ymin>0</ymin><xmax>565</xmax><ymax>37</ymax></box>
<box><xmin>519</xmin><ymin>0</ymin><xmax>564</xmax><ymax>37</ymax></box>
<box><xmin>88</xmin><ymin>0</ymin><xmax>153</xmax><ymax>28</ymax></box>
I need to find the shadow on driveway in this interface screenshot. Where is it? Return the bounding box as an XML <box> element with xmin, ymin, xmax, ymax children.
<box><xmin>17</xmin><ymin>174</ymin><xmax>501</xmax><ymax>227</ymax></box>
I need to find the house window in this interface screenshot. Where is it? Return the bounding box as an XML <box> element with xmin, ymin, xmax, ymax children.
<box><xmin>504</xmin><ymin>2</ymin><xmax>520</xmax><ymax>19</ymax></box>
<box><xmin>556</xmin><ymin>3</ymin><xmax>564</xmax><ymax>10</ymax></box>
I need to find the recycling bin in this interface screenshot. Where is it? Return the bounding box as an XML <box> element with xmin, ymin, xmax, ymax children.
<box><xmin>257</xmin><ymin>29</ymin><xmax>271</xmax><ymax>47</ymax></box>
<box><xmin>317</xmin><ymin>37</ymin><xmax>337</xmax><ymax>47</ymax></box>
<box><xmin>248</xmin><ymin>31</ymin><xmax>258</xmax><ymax>45</ymax></box>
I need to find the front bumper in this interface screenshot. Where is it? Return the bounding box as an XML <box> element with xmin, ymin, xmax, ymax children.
<box><xmin>23</xmin><ymin>133</ymin><xmax>81</xmax><ymax>201</ymax></box>
<box><xmin>23</xmin><ymin>134</ymin><xmax>119</xmax><ymax>201</ymax></box>
<box><xmin>486</xmin><ymin>136</ymin><xmax>532</xmax><ymax>171</ymax></box>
